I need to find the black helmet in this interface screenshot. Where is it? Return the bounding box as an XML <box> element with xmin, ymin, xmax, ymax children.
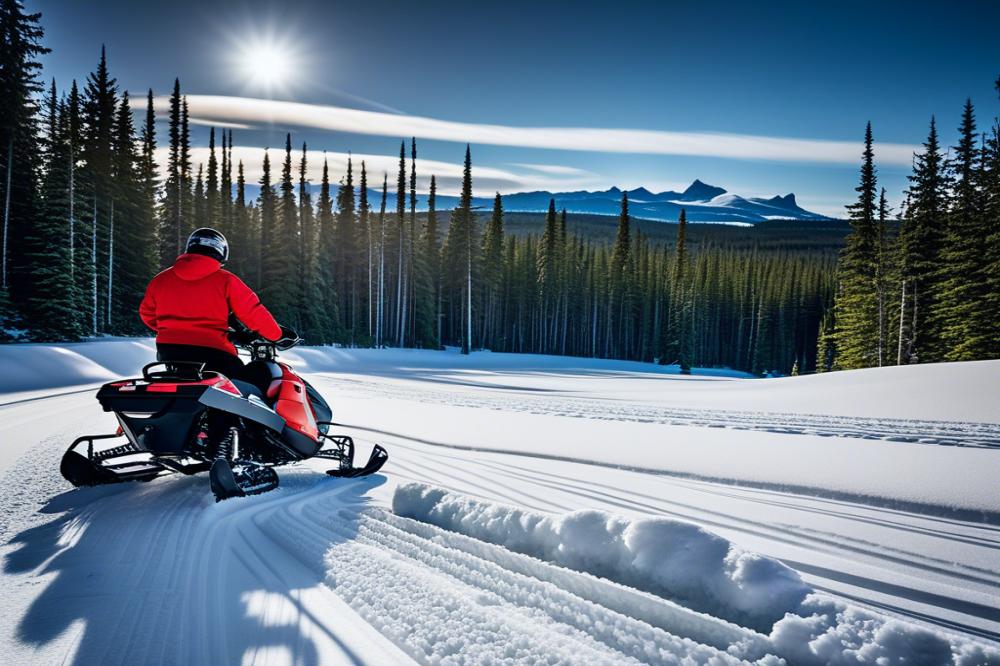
<box><xmin>186</xmin><ymin>227</ymin><xmax>229</xmax><ymax>262</ymax></box>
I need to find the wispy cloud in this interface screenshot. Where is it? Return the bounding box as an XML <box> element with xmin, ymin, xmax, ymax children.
<box><xmin>510</xmin><ymin>163</ymin><xmax>595</xmax><ymax>176</ymax></box>
<box><xmin>159</xmin><ymin>146</ymin><xmax>606</xmax><ymax>196</ymax></box>
<box><xmin>163</xmin><ymin>95</ymin><xmax>920</xmax><ymax>167</ymax></box>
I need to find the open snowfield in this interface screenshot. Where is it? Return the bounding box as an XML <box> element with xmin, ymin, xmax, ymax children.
<box><xmin>0</xmin><ymin>340</ymin><xmax>998</xmax><ymax>664</ymax></box>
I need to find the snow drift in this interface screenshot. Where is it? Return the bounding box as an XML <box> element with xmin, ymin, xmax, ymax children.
<box><xmin>0</xmin><ymin>339</ymin><xmax>156</xmax><ymax>393</ymax></box>
<box><xmin>394</xmin><ymin>483</ymin><xmax>1000</xmax><ymax>665</ymax></box>
<box><xmin>394</xmin><ymin>482</ymin><xmax>811</xmax><ymax>631</ymax></box>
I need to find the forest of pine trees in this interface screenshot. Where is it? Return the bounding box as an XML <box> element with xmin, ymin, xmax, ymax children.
<box><xmin>2</xmin><ymin>2</ymin><xmax>995</xmax><ymax>375</ymax></box>
<box><xmin>826</xmin><ymin>91</ymin><xmax>1000</xmax><ymax>370</ymax></box>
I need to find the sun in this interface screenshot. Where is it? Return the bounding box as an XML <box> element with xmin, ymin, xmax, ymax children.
<box><xmin>242</xmin><ymin>41</ymin><xmax>293</xmax><ymax>89</ymax></box>
<box><xmin>226</xmin><ymin>26</ymin><xmax>304</xmax><ymax>97</ymax></box>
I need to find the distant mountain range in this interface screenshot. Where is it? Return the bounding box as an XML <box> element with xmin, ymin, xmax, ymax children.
<box><xmin>239</xmin><ymin>179</ymin><xmax>830</xmax><ymax>224</ymax></box>
<box><xmin>375</xmin><ymin>179</ymin><xmax>830</xmax><ymax>224</ymax></box>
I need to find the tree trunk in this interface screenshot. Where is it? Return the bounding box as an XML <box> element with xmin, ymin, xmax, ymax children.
<box><xmin>896</xmin><ymin>279</ymin><xmax>906</xmax><ymax>366</ymax></box>
<box><xmin>92</xmin><ymin>197</ymin><xmax>98</xmax><ymax>335</ymax></box>
<box><xmin>107</xmin><ymin>200</ymin><xmax>114</xmax><ymax>329</ymax></box>
<box><xmin>2</xmin><ymin>138</ymin><xmax>12</xmax><ymax>289</ymax></box>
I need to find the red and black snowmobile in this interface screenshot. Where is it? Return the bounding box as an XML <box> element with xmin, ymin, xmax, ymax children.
<box><xmin>60</xmin><ymin>329</ymin><xmax>387</xmax><ymax>501</ymax></box>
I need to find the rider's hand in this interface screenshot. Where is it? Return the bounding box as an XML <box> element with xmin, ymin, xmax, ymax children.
<box><xmin>227</xmin><ymin>327</ymin><xmax>257</xmax><ymax>346</ymax></box>
<box><xmin>278</xmin><ymin>325</ymin><xmax>299</xmax><ymax>343</ymax></box>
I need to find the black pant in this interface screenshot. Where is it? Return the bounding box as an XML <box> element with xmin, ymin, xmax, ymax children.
<box><xmin>156</xmin><ymin>343</ymin><xmax>263</xmax><ymax>399</ymax></box>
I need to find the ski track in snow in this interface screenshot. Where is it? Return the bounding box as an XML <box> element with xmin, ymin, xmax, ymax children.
<box><xmin>319</xmin><ymin>376</ymin><xmax>1000</xmax><ymax>449</ymax></box>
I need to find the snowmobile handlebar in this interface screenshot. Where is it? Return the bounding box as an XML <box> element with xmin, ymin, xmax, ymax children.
<box><xmin>230</xmin><ymin>324</ymin><xmax>302</xmax><ymax>360</ymax></box>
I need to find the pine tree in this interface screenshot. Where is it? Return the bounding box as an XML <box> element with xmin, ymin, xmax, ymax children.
<box><xmin>415</xmin><ymin>174</ymin><xmax>440</xmax><ymax>348</ymax></box>
<box><xmin>179</xmin><ymin>96</ymin><xmax>192</xmax><ymax>241</ymax></box>
<box><xmin>938</xmin><ymin>100</ymin><xmax>988</xmax><ymax>360</ymax></box>
<box><xmin>375</xmin><ymin>172</ymin><xmax>388</xmax><ymax>346</ymax></box>
<box><xmin>193</xmin><ymin>163</ymin><xmax>205</xmax><ymax>228</ymax></box>
<box><xmin>25</xmin><ymin>79</ymin><xmax>76</xmax><ymax>340</ymax></box>
<box><xmin>317</xmin><ymin>155</ymin><xmax>339</xmax><ymax>340</ymax></box>
<box><xmin>335</xmin><ymin>155</ymin><xmax>357</xmax><ymax>342</ymax></box>
<box><xmin>206</xmin><ymin>126</ymin><xmax>219</xmax><ymax>228</ymax></box>
<box><xmin>358</xmin><ymin>160</ymin><xmax>371</xmax><ymax>341</ymax></box>
<box><xmin>296</xmin><ymin>143</ymin><xmax>328</xmax><ymax>342</ymax></box>
<box><xmin>663</xmin><ymin>208</ymin><xmax>689</xmax><ymax>367</ymax></box>
<box><xmin>81</xmin><ymin>46</ymin><xmax>119</xmax><ymax>333</ymax></box>
<box><xmin>980</xmin><ymin>124</ymin><xmax>1000</xmax><ymax>358</ymax></box>
<box><xmin>831</xmin><ymin>122</ymin><xmax>880</xmax><ymax>369</ymax></box>
<box><xmin>442</xmin><ymin>145</ymin><xmax>475</xmax><ymax>353</ymax></box>
<box><xmin>606</xmin><ymin>192</ymin><xmax>631</xmax><ymax>357</ymax></box>
<box><xmin>480</xmin><ymin>192</ymin><xmax>504</xmax><ymax>349</ymax></box>
<box><xmin>536</xmin><ymin>199</ymin><xmax>559</xmax><ymax>351</ymax></box>
<box><xmin>0</xmin><ymin>0</ymin><xmax>48</xmax><ymax>310</ymax></box>
<box><xmin>408</xmin><ymin>137</ymin><xmax>417</xmax><ymax>343</ymax></box>
<box><xmin>899</xmin><ymin>117</ymin><xmax>946</xmax><ymax>364</ymax></box>
<box><xmin>109</xmin><ymin>90</ymin><xmax>150</xmax><ymax>333</ymax></box>
<box><xmin>257</xmin><ymin>149</ymin><xmax>282</xmax><ymax>314</ymax></box>
<box><xmin>230</xmin><ymin>158</ymin><xmax>251</xmax><ymax>281</ymax></box>
<box><xmin>135</xmin><ymin>89</ymin><xmax>158</xmax><ymax>319</ymax></box>
<box><xmin>394</xmin><ymin>140</ymin><xmax>406</xmax><ymax>345</ymax></box>
<box><xmin>269</xmin><ymin>135</ymin><xmax>299</xmax><ymax>324</ymax></box>
<box><xmin>874</xmin><ymin>188</ymin><xmax>891</xmax><ymax>366</ymax></box>
<box><xmin>66</xmin><ymin>80</ymin><xmax>87</xmax><ymax>330</ymax></box>
<box><xmin>159</xmin><ymin>79</ymin><xmax>183</xmax><ymax>267</ymax></box>
<box><xmin>219</xmin><ymin>129</ymin><xmax>233</xmax><ymax>242</ymax></box>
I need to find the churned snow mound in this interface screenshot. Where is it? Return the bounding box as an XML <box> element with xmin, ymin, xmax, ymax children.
<box><xmin>394</xmin><ymin>482</ymin><xmax>810</xmax><ymax>632</ymax></box>
<box><xmin>393</xmin><ymin>483</ymin><xmax>1000</xmax><ymax>665</ymax></box>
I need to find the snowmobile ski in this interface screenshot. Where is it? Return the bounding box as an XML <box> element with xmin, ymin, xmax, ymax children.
<box><xmin>326</xmin><ymin>444</ymin><xmax>389</xmax><ymax>478</ymax></box>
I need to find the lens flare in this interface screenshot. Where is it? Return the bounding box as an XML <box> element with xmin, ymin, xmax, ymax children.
<box><xmin>225</xmin><ymin>25</ymin><xmax>305</xmax><ymax>97</ymax></box>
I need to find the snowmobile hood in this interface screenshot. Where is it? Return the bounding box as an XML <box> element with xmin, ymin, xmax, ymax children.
<box><xmin>172</xmin><ymin>253</ymin><xmax>222</xmax><ymax>281</ymax></box>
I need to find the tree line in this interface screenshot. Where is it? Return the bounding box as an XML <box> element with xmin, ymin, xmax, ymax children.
<box><xmin>825</xmin><ymin>85</ymin><xmax>1000</xmax><ymax>370</ymax></box>
<box><xmin>1</xmin><ymin>1</ymin><xmax>835</xmax><ymax>374</ymax></box>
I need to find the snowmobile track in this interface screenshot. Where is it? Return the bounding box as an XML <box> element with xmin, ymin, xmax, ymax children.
<box><xmin>322</xmin><ymin>376</ymin><xmax>1000</xmax><ymax>448</ymax></box>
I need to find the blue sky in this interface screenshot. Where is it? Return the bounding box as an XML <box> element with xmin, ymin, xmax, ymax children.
<box><xmin>36</xmin><ymin>0</ymin><xmax>1000</xmax><ymax>217</ymax></box>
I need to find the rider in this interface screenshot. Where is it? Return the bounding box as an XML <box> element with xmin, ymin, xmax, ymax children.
<box><xmin>139</xmin><ymin>227</ymin><xmax>285</xmax><ymax>395</ymax></box>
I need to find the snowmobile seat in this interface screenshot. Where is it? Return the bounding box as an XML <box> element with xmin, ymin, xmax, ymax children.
<box><xmin>230</xmin><ymin>379</ymin><xmax>264</xmax><ymax>401</ymax></box>
<box><xmin>240</xmin><ymin>359</ymin><xmax>284</xmax><ymax>403</ymax></box>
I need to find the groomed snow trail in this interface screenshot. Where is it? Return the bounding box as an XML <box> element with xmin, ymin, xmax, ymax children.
<box><xmin>1</xmin><ymin>346</ymin><xmax>999</xmax><ymax>664</ymax></box>
<box><xmin>321</xmin><ymin>375</ymin><xmax>1000</xmax><ymax>449</ymax></box>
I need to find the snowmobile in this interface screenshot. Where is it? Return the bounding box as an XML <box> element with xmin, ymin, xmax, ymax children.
<box><xmin>60</xmin><ymin>329</ymin><xmax>388</xmax><ymax>501</ymax></box>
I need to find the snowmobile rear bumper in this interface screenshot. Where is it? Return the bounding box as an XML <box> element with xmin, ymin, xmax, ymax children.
<box><xmin>60</xmin><ymin>434</ymin><xmax>166</xmax><ymax>487</ymax></box>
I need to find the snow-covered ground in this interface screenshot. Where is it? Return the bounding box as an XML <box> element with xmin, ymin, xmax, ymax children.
<box><xmin>0</xmin><ymin>340</ymin><xmax>998</xmax><ymax>664</ymax></box>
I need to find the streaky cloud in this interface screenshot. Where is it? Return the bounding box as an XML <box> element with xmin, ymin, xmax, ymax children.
<box><xmin>167</xmin><ymin>94</ymin><xmax>919</xmax><ymax>167</ymax></box>
<box><xmin>160</xmin><ymin>145</ymin><xmax>605</xmax><ymax>196</ymax></box>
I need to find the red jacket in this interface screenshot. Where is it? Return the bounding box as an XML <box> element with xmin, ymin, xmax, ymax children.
<box><xmin>140</xmin><ymin>253</ymin><xmax>282</xmax><ymax>355</ymax></box>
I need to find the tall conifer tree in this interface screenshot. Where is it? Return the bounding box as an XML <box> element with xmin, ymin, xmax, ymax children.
<box><xmin>832</xmin><ymin>122</ymin><xmax>880</xmax><ymax>368</ymax></box>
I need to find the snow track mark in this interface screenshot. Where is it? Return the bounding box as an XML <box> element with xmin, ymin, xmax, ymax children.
<box><xmin>323</xmin><ymin>376</ymin><xmax>1000</xmax><ymax>448</ymax></box>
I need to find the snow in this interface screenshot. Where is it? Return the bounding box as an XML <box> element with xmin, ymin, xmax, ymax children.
<box><xmin>1</xmin><ymin>340</ymin><xmax>999</xmax><ymax>664</ymax></box>
<box><xmin>393</xmin><ymin>483</ymin><xmax>1000</xmax><ymax>664</ymax></box>
<box><xmin>393</xmin><ymin>482</ymin><xmax>809</xmax><ymax>632</ymax></box>
<box><xmin>0</xmin><ymin>338</ymin><xmax>155</xmax><ymax>393</ymax></box>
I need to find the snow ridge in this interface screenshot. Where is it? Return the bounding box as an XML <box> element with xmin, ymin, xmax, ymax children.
<box><xmin>393</xmin><ymin>482</ymin><xmax>808</xmax><ymax>632</ymax></box>
<box><xmin>393</xmin><ymin>483</ymin><xmax>1000</xmax><ymax>665</ymax></box>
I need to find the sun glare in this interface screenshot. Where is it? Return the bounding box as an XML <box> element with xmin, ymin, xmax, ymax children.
<box><xmin>243</xmin><ymin>41</ymin><xmax>292</xmax><ymax>88</ymax></box>
<box><xmin>227</xmin><ymin>26</ymin><xmax>304</xmax><ymax>97</ymax></box>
